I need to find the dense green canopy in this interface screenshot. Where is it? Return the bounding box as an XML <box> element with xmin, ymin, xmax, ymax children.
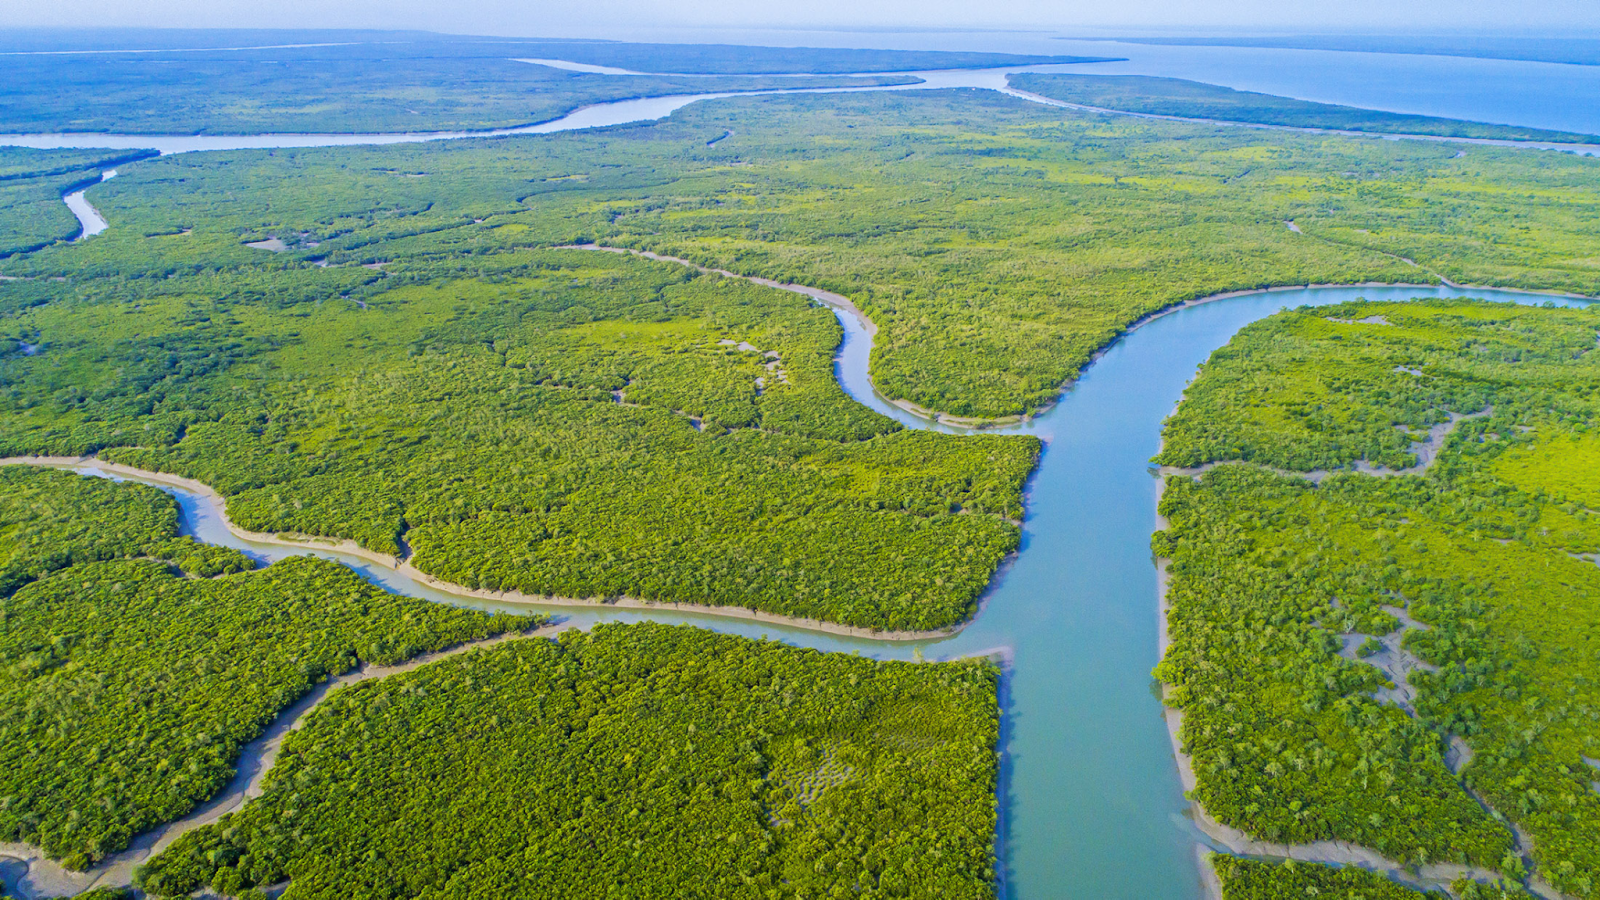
<box><xmin>0</xmin><ymin>466</ymin><xmax>539</xmax><ymax>867</ymax></box>
<box><xmin>1159</xmin><ymin>300</ymin><xmax>1600</xmax><ymax>896</ymax></box>
<box><xmin>137</xmin><ymin>622</ymin><xmax>1001</xmax><ymax>900</ymax></box>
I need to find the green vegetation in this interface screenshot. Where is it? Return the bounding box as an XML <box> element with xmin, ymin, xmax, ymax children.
<box><xmin>0</xmin><ymin>50</ymin><xmax>915</xmax><ymax>135</ymax></box>
<box><xmin>1211</xmin><ymin>857</ymin><xmax>1434</xmax><ymax>899</ymax></box>
<box><xmin>1008</xmin><ymin>74</ymin><xmax>1598</xmax><ymax>143</ymax></box>
<box><xmin>0</xmin><ymin>33</ymin><xmax>1109</xmax><ymax>136</ymax></box>
<box><xmin>1453</xmin><ymin>879</ymin><xmax>1537</xmax><ymax>900</ymax></box>
<box><xmin>1157</xmin><ymin>300</ymin><xmax>1600</xmax><ymax>895</ymax></box>
<box><xmin>0</xmin><ymin>244</ymin><xmax>1033</xmax><ymax>632</ymax></box>
<box><xmin>12</xmin><ymin>90</ymin><xmax>1600</xmax><ymax>420</ymax></box>
<box><xmin>135</xmin><ymin>622</ymin><xmax>1000</xmax><ymax>900</ymax></box>
<box><xmin>0</xmin><ymin>464</ymin><xmax>253</xmax><ymax>595</ymax></box>
<box><xmin>0</xmin><ymin>148</ymin><xmax>156</xmax><ymax>256</ymax></box>
<box><xmin>0</xmin><ymin>465</ymin><xmax>540</xmax><ymax>867</ymax></box>
<box><xmin>8</xmin><ymin>87</ymin><xmax>1600</xmax><ymax>630</ymax></box>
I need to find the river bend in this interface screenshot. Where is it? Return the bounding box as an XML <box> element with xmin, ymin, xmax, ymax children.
<box><xmin>7</xmin><ymin>48</ymin><xmax>1600</xmax><ymax>900</ymax></box>
<box><xmin>4</xmin><ymin>276</ymin><xmax>1591</xmax><ymax>899</ymax></box>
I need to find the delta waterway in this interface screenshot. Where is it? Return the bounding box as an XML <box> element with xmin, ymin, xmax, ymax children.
<box><xmin>6</xmin><ymin>278</ymin><xmax>1592</xmax><ymax>900</ymax></box>
<box><xmin>5</xmin><ymin>49</ymin><xmax>1600</xmax><ymax>900</ymax></box>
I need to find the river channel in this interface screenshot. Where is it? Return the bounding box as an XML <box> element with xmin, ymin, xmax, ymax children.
<box><xmin>11</xmin><ymin>279</ymin><xmax>1588</xmax><ymax>900</ymax></box>
<box><xmin>4</xmin><ymin>49</ymin><xmax>1600</xmax><ymax>899</ymax></box>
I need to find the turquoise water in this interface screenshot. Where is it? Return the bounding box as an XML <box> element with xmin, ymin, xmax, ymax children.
<box><xmin>65</xmin><ymin>282</ymin><xmax>1590</xmax><ymax>899</ymax></box>
<box><xmin>11</xmin><ymin>32</ymin><xmax>1600</xmax><ymax>896</ymax></box>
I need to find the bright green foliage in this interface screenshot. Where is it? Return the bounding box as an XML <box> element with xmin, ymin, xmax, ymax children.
<box><xmin>1158</xmin><ymin>300</ymin><xmax>1600</xmax><ymax>895</ymax></box>
<box><xmin>1452</xmin><ymin>878</ymin><xmax>1536</xmax><ymax>900</ymax></box>
<box><xmin>11</xmin><ymin>92</ymin><xmax>1600</xmax><ymax>418</ymax></box>
<box><xmin>0</xmin><ymin>466</ymin><xmax>540</xmax><ymax>867</ymax></box>
<box><xmin>1157</xmin><ymin>466</ymin><xmax>1510</xmax><ymax>865</ymax></box>
<box><xmin>0</xmin><ymin>148</ymin><xmax>156</xmax><ymax>256</ymax></box>
<box><xmin>1009</xmin><ymin>74</ymin><xmax>1598</xmax><ymax>143</ymax></box>
<box><xmin>1212</xmin><ymin>857</ymin><xmax>1434</xmax><ymax>899</ymax></box>
<box><xmin>1157</xmin><ymin>299</ymin><xmax>1600</xmax><ymax>470</ymax></box>
<box><xmin>136</xmin><ymin>622</ymin><xmax>1000</xmax><ymax>900</ymax></box>
<box><xmin>69</xmin><ymin>889</ymin><xmax>134</xmax><ymax>900</ymax></box>
<box><xmin>0</xmin><ymin>465</ymin><xmax>255</xmax><ymax>591</ymax></box>
<box><xmin>0</xmin><ymin>464</ymin><xmax>175</xmax><ymax>593</ymax></box>
<box><xmin>0</xmin><ymin>249</ymin><xmax>1033</xmax><ymax>631</ymax></box>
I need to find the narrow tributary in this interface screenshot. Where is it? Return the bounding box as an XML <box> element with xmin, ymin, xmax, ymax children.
<box><xmin>5</xmin><ymin>276</ymin><xmax>1592</xmax><ymax>899</ymax></box>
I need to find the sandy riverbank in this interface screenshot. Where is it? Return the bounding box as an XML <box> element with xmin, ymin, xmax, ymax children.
<box><xmin>0</xmin><ymin>456</ymin><xmax>967</xmax><ymax>642</ymax></box>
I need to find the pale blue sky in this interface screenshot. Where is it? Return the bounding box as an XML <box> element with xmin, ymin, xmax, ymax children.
<box><xmin>3</xmin><ymin>0</ymin><xmax>1598</xmax><ymax>37</ymax></box>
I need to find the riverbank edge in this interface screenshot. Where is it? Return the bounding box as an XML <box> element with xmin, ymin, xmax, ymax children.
<box><xmin>1000</xmin><ymin>83</ymin><xmax>1600</xmax><ymax>151</ymax></box>
<box><xmin>569</xmin><ymin>238</ymin><xmax>1594</xmax><ymax>432</ymax></box>
<box><xmin>0</xmin><ymin>589</ymin><xmax>1006</xmax><ymax>899</ymax></box>
<box><xmin>924</xmin><ymin>277</ymin><xmax>1594</xmax><ymax>430</ymax></box>
<box><xmin>1149</xmin><ymin>470</ymin><xmax>1570</xmax><ymax>899</ymax></box>
<box><xmin>0</xmin><ymin>456</ymin><xmax>969</xmax><ymax>643</ymax></box>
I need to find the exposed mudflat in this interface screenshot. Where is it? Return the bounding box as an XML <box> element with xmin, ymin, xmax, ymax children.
<box><xmin>1161</xmin><ymin>407</ymin><xmax>1491</xmax><ymax>485</ymax></box>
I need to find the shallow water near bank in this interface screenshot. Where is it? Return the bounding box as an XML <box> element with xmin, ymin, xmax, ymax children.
<box><xmin>59</xmin><ymin>169</ymin><xmax>116</xmax><ymax>239</ymax></box>
<box><xmin>24</xmin><ymin>281</ymin><xmax>1586</xmax><ymax>899</ymax></box>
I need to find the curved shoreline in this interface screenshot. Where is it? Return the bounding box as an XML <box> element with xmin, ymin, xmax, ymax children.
<box><xmin>60</xmin><ymin>169</ymin><xmax>116</xmax><ymax>241</ymax></box>
<box><xmin>8</xmin><ymin>69</ymin><xmax>1595</xmax><ymax>156</ymax></box>
<box><xmin>0</xmin><ymin>456</ymin><xmax>966</xmax><ymax>643</ymax></box>
<box><xmin>999</xmin><ymin>85</ymin><xmax>1600</xmax><ymax>156</ymax></box>
<box><xmin>574</xmin><ymin>237</ymin><xmax>1594</xmax><ymax>431</ymax></box>
<box><xmin>4</xmin><ymin>256</ymin><xmax>1598</xmax><ymax>896</ymax></box>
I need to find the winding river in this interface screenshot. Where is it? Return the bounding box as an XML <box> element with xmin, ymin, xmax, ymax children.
<box><xmin>4</xmin><ymin>54</ymin><xmax>1600</xmax><ymax>900</ymax></box>
<box><xmin>29</xmin><ymin>60</ymin><xmax>1600</xmax><ymax>242</ymax></box>
<box><xmin>5</xmin><ymin>277</ymin><xmax>1591</xmax><ymax>899</ymax></box>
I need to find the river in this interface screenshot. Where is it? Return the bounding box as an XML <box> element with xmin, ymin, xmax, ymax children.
<box><xmin>27</xmin><ymin>53</ymin><xmax>1600</xmax><ymax>242</ymax></box>
<box><xmin>5</xmin><ymin>42</ymin><xmax>1600</xmax><ymax>900</ymax></box>
<box><xmin>11</xmin><ymin>280</ymin><xmax>1590</xmax><ymax>900</ymax></box>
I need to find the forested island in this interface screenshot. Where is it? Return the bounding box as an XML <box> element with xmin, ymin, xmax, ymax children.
<box><xmin>0</xmin><ymin>147</ymin><xmax>154</xmax><ymax>255</ymax></box>
<box><xmin>1157</xmin><ymin>299</ymin><xmax>1600</xmax><ymax>898</ymax></box>
<box><xmin>0</xmin><ymin>240</ymin><xmax>1036</xmax><ymax>633</ymax></box>
<box><xmin>0</xmin><ymin>32</ymin><xmax>1111</xmax><ymax>136</ymax></box>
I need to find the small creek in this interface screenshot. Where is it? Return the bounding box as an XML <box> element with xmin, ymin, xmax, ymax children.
<box><xmin>6</xmin><ymin>278</ymin><xmax>1591</xmax><ymax>900</ymax></box>
<box><xmin>59</xmin><ymin>169</ymin><xmax>116</xmax><ymax>240</ymax></box>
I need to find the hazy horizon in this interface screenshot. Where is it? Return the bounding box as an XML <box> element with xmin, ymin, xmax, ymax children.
<box><xmin>2</xmin><ymin>1</ymin><xmax>1599</xmax><ymax>43</ymax></box>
